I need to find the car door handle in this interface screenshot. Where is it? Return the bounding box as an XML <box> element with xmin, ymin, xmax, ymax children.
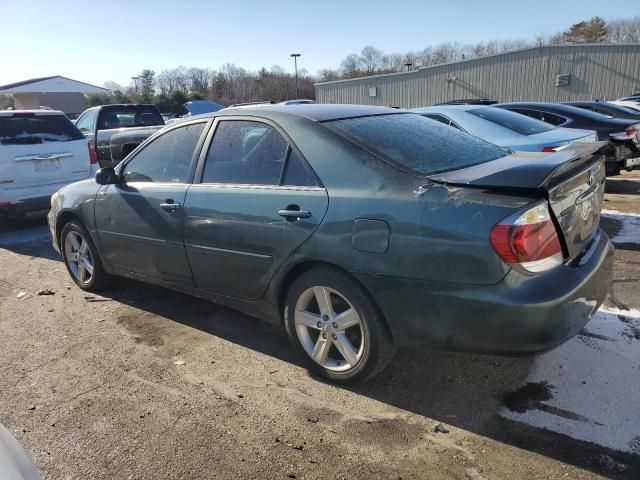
<box><xmin>160</xmin><ymin>201</ymin><xmax>182</xmax><ymax>212</ymax></box>
<box><xmin>279</xmin><ymin>209</ymin><xmax>311</xmax><ymax>219</ymax></box>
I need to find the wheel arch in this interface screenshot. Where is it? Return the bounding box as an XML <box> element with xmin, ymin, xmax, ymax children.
<box><xmin>55</xmin><ymin>210</ymin><xmax>83</xmax><ymax>246</ymax></box>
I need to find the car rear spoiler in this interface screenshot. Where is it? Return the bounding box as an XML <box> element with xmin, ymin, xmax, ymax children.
<box><xmin>426</xmin><ymin>142</ymin><xmax>607</xmax><ymax>193</ymax></box>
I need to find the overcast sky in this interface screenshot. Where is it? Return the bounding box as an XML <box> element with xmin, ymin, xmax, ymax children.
<box><xmin>1</xmin><ymin>0</ymin><xmax>634</xmax><ymax>88</ymax></box>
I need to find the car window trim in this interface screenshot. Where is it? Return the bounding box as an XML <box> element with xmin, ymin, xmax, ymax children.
<box><xmin>116</xmin><ymin>119</ymin><xmax>211</xmax><ymax>185</ymax></box>
<box><xmin>193</xmin><ymin>115</ymin><xmax>323</xmax><ymax>188</ymax></box>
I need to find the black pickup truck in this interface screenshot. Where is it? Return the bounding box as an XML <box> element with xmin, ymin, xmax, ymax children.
<box><xmin>74</xmin><ymin>104</ymin><xmax>165</xmax><ymax>168</ymax></box>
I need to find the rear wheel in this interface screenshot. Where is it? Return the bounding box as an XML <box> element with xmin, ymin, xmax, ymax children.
<box><xmin>284</xmin><ymin>267</ymin><xmax>395</xmax><ymax>384</ymax></box>
<box><xmin>61</xmin><ymin>221</ymin><xmax>113</xmax><ymax>291</ymax></box>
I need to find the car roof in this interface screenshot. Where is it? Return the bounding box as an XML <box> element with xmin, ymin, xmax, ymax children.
<box><xmin>208</xmin><ymin>104</ymin><xmax>405</xmax><ymax>122</ymax></box>
<box><xmin>0</xmin><ymin>109</ymin><xmax>65</xmax><ymax>116</ymax></box>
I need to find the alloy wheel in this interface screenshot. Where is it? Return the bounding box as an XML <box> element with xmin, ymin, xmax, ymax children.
<box><xmin>64</xmin><ymin>231</ymin><xmax>94</xmax><ymax>285</ymax></box>
<box><xmin>294</xmin><ymin>286</ymin><xmax>365</xmax><ymax>372</ymax></box>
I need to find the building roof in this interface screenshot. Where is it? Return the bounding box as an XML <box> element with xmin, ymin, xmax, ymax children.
<box><xmin>0</xmin><ymin>75</ymin><xmax>109</xmax><ymax>94</ymax></box>
<box><xmin>315</xmin><ymin>43</ymin><xmax>640</xmax><ymax>86</ymax></box>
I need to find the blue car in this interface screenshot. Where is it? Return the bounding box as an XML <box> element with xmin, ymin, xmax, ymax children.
<box><xmin>411</xmin><ymin>105</ymin><xmax>597</xmax><ymax>153</ymax></box>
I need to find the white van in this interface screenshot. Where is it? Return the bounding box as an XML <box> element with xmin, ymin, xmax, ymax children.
<box><xmin>0</xmin><ymin>110</ymin><xmax>95</xmax><ymax>219</ymax></box>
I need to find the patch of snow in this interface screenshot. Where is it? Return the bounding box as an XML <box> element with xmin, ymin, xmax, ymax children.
<box><xmin>601</xmin><ymin>209</ymin><xmax>640</xmax><ymax>245</ymax></box>
<box><xmin>500</xmin><ymin>306</ymin><xmax>640</xmax><ymax>454</ymax></box>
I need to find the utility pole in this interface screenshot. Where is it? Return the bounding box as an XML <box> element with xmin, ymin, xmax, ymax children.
<box><xmin>290</xmin><ymin>53</ymin><xmax>301</xmax><ymax>98</ymax></box>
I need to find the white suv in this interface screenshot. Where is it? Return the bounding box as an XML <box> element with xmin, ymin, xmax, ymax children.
<box><xmin>0</xmin><ymin>109</ymin><xmax>95</xmax><ymax>219</ymax></box>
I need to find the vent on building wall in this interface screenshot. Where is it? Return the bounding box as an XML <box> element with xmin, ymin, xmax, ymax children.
<box><xmin>555</xmin><ymin>74</ymin><xmax>571</xmax><ymax>87</ymax></box>
<box><xmin>368</xmin><ymin>86</ymin><xmax>377</xmax><ymax>97</ymax></box>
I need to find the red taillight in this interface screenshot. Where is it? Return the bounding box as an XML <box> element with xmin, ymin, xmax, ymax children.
<box><xmin>490</xmin><ymin>203</ymin><xmax>563</xmax><ymax>273</ymax></box>
<box><xmin>542</xmin><ymin>146</ymin><xmax>559</xmax><ymax>152</ymax></box>
<box><xmin>88</xmin><ymin>139</ymin><xmax>98</xmax><ymax>165</ymax></box>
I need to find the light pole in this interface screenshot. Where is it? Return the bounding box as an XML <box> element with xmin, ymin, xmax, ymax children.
<box><xmin>290</xmin><ymin>53</ymin><xmax>301</xmax><ymax>98</ymax></box>
<box><xmin>131</xmin><ymin>76</ymin><xmax>140</xmax><ymax>96</ymax></box>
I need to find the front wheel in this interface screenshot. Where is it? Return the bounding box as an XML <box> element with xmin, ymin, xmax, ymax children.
<box><xmin>61</xmin><ymin>220</ymin><xmax>113</xmax><ymax>291</ymax></box>
<box><xmin>284</xmin><ymin>267</ymin><xmax>395</xmax><ymax>384</ymax></box>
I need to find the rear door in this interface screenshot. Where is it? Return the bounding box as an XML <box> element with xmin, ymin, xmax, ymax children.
<box><xmin>94</xmin><ymin>121</ymin><xmax>207</xmax><ymax>284</ymax></box>
<box><xmin>0</xmin><ymin>112</ymin><xmax>91</xmax><ymax>189</ymax></box>
<box><xmin>183</xmin><ymin>118</ymin><xmax>328</xmax><ymax>300</ymax></box>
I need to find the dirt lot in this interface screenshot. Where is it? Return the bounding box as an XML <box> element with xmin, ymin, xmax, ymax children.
<box><xmin>1</xmin><ymin>172</ymin><xmax>639</xmax><ymax>480</ymax></box>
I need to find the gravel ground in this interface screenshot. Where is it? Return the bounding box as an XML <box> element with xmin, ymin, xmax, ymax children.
<box><xmin>1</xmin><ymin>171</ymin><xmax>639</xmax><ymax>480</ymax></box>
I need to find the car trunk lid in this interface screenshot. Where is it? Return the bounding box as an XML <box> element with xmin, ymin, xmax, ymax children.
<box><xmin>428</xmin><ymin>142</ymin><xmax>607</xmax><ymax>260</ymax></box>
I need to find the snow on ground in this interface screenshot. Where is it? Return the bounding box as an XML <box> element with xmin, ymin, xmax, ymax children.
<box><xmin>500</xmin><ymin>306</ymin><xmax>640</xmax><ymax>454</ymax></box>
<box><xmin>602</xmin><ymin>209</ymin><xmax>640</xmax><ymax>245</ymax></box>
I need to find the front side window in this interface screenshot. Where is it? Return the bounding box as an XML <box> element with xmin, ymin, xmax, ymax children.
<box><xmin>326</xmin><ymin>113</ymin><xmax>506</xmax><ymax>175</ymax></box>
<box><xmin>470</xmin><ymin>108</ymin><xmax>554</xmax><ymax>135</ymax></box>
<box><xmin>202</xmin><ymin>120</ymin><xmax>288</xmax><ymax>185</ymax></box>
<box><xmin>122</xmin><ymin>123</ymin><xmax>205</xmax><ymax>183</ymax></box>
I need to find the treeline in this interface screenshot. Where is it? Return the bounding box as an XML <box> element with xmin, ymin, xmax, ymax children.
<box><xmin>88</xmin><ymin>65</ymin><xmax>316</xmax><ymax>114</ymax></box>
<box><xmin>82</xmin><ymin>15</ymin><xmax>640</xmax><ymax>112</ymax></box>
<box><xmin>319</xmin><ymin>16</ymin><xmax>640</xmax><ymax>81</ymax></box>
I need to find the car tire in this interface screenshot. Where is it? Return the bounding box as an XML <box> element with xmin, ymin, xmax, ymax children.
<box><xmin>284</xmin><ymin>267</ymin><xmax>395</xmax><ymax>384</ymax></box>
<box><xmin>60</xmin><ymin>220</ymin><xmax>114</xmax><ymax>291</ymax></box>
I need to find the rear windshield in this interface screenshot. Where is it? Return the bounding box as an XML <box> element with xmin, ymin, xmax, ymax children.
<box><xmin>469</xmin><ymin>107</ymin><xmax>554</xmax><ymax>135</ymax></box>
<box><xmin>0</xmin><ymin>114</ymin><xmax>84</xmax><ymax>144</ymax></box>
<box><xmin>326</xmin><ymin>113</ymin><xmax>506</xmax><ymax>175</ymax></box>
<box><xmin>553</xmin><ymin>104</ymin><xmax>615</xmax><ymax>121</ymax></box>
<box><xmin>607</xmin><ymin>104</ymin><xmax>640</xmax><ymax>115</ymax></box>
<box><xmin>98</xmin><ymin>106</ymin><xmax>164</xmax><ymax>129</ymax></box>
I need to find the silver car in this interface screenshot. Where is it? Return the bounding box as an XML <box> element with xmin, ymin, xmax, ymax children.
<box><xmin>411</xmin><ymin>105</ymin><xmax>596</xmax><ymax>153</ymax></box>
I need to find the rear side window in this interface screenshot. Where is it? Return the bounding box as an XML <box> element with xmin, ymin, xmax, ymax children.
<box><xmin>469</xmin><ymin>108</ymin><xmax>554</xmax><ymax>135</ymax></box>
<box><xmin>98</xmin><ymin>107</ymin><xmax>164</xmax><ymax>130</ymax></box>
<box><xmin>282</xmin><ymin>149</ymin><xmax>318</xmax><ymax>187</ymax></box>
<box><xmin>122</xmin><ymin>123</ymin><xmax>205</xmax><ymax>183</ymax></box>
<box><xmin>326</xmin><ymin>113</ymin><xmax>506</xmax><ymax>175</ymax></box>
<box><xmin>0</xmin><ymin>114</ymin><xmax>84</xmax><ymax>144</ymax></box>
<box><xmin>202</xmin><ymin>120</ymin><xmax>288</xmax><ymax>185</ymax></box>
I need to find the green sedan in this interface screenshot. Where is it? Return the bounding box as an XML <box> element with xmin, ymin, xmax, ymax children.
<box><xmin>48</xmin><ymin>104</ymin><xmax>613</xmax><ymax>383</ymax></box>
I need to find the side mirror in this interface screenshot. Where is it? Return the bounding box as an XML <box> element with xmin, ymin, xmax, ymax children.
<box><xmin>95</xmin><ymin>168</ymin><xmax>120</xmax><ymax>185</ymax></box>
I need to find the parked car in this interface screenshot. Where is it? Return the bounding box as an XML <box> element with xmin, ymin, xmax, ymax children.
<box><xmin>563</xmin><ymin>101</ymin><xmax>640</xmax><ymax>120</ymax></box>
<box><xmin>411</xmin><ymin>105</ymin><xmax>597</xmax><ymax>152</ymax></box>
<box><xmin>0</xmin><ymin>424</ymin><xmax>40</xmax><ymax>480</ymax></box>
<box><xmin>280</xmin><ymin>99</ymin><xmax>317</xmax><ymax>105</ymax></box>
<box><xmin>495</xmin><ymin>102</ymin><xmax>640</xmax><ymax>175</ymax></box>
<box><xmin>0</xmin><ymin>109</ymin><xmax>94</xmax><ymax>219</ymax></box>
<box><xmin>435</xmin><ymin>98</ymin><xmax>498</xmax><ymax>106</ymax></box>
<box><xmin>49</xmin><ymin>105</ymin><xmax>613</xmax><ymax>383</ymax></box>
<box><xmin>609</xmin><ymin>99</ymin><xmax>640</xmax><ymax>112</ymax></box>
<box><xmin>74</xmin><ymin>104</ymin><xmax>165</xmax><ymax>168</ymax></box>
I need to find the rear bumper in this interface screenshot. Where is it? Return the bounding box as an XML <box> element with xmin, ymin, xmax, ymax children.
<box><xmin>0</xmin><ymin>195</ymin><xmax>51</xmax><ymax>217</ymax></box>
<box><xmin>0</xmin><ymin>181</ymin><xmax>77</xmax><ymax>217</ymax></box>
<box><xmin>356</xmin><ymin>229</ymin><xmax>614</xmax><ymax>353</ymax></box>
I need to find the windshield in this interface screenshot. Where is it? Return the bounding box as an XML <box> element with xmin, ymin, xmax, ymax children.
<box><xmin>0</xmin><ymin>114</ymin><xmax>84</xmax><ymax>144</ymax></box>
<box><xmin>98</xmin><ymin>106</ymin><xmax>164</xmax><ymax>129</ymax></box>
<box><xmin>326</xmin><ymin>113</ymin><xmax>507</xmax><ymax>175</ymax></box>
<box><xmin>469</xmin><ymin>107</ymin><xmax>554</xmax><ymax>135</ymax></box>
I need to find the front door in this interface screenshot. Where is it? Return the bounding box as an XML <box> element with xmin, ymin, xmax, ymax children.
<box><xmin>95</xmin><ymin>121</ymin><xmax>207</xmax><ymax>284</ymax></box>
<box><xmin>183</xmin><ymin>119</ymin><xmax>328</xmax><ymax>300</ymax></box>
